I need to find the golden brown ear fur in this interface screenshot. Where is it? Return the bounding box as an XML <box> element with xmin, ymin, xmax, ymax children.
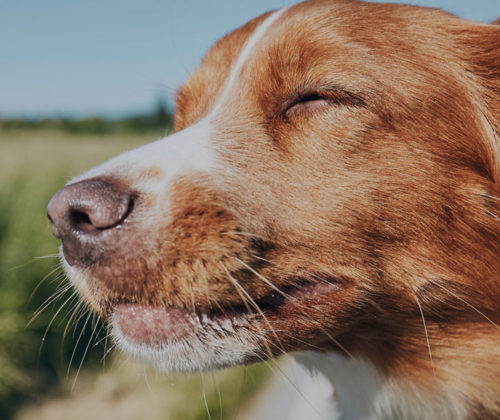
<box><xmin>458</xmin><ymin>22</ymin><xmax>500</xmax><ymax>182</ymax></box>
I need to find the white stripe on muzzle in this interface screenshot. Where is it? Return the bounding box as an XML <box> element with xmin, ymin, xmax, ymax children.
<box><xmin>72</xmin><ymin>7</ymin><xmax>287</xmax><ymax>193</ymax></box>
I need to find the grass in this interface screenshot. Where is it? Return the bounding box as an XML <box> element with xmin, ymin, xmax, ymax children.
<box><xmin>17</xmin><ymin>360</ymin><xmax>270</xmax><ymax>420</ymax></box>
<box><xmin>0</xmin><ymin>127</ymin><xmax>269</xmax><ymax>419</ymax></box>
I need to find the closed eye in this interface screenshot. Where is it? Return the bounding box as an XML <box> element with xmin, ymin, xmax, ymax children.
<box><xmin>284</xmin><ymin>88</ymin><xmax>365</xmax><ymax>120</ymax></box>
<box><xmin>297</xmin><ymin>93</ymin><xmax>328</xmax><ymax>103</ymax></box>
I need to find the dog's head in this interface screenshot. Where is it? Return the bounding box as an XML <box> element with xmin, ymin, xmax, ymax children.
<box><xmin>48</xmin><ymin>0</ymin><xmax>500</xmax><ymax>397</ymax></box>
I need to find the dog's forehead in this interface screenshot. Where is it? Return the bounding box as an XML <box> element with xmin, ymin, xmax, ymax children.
<box><xmin>174</xmin><ymin>0</ymin><xmax>427</xmax><ymax>128</ymax></box>
<box><xmin>175</xmin><ymin>0</ymin><xmax>472</xmax><ymax>136</ymax></box>
<box><xmin>176</xmin><ymin>3</ymin><xmax>347</xmax><ymax>127</ymax></box>
<box><xmin>174</xmin><ymin>10</ymin><xmax>280</xmax><ymax>128</ymax></box>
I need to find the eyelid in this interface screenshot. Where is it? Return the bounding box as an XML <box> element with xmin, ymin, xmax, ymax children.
<box><xmin>282</xmin><ymin>87</ymin><xmax>365</xmax><ymax>120</ymax></box>
<box><xmin>293</xmin><ymin>88</ymin><xmax>365</xmax><ymax>107</ymax></box>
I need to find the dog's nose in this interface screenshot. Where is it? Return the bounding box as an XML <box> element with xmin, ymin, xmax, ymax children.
<box><xmin>47</xmin><ymin>178</ymin><xmax>134</xmax><ymax>266</ymax></box>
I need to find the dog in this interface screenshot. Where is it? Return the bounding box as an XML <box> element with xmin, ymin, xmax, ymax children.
<box><xmin>47</xmin><ymin>0</ymin><xmax>500</xmax><ymax>418</ymax></box>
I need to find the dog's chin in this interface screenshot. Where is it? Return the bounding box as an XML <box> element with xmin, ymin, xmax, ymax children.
<box><xmin>109</xmin><ymin>304</ymin><xmax>260</xmax><ymax>372</ymax></box>
<box><xmin>61</xmin><ymin>265</ymin><xmax>258</xmax><ymax>372</ymax></box>
<box><xmin>61</xmin><ymin>246</ymin><xmax>345</xmax><ymax>372</ymax></box>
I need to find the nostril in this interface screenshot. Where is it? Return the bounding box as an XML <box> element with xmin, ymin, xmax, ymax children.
<box><xmin>67</xmin><ymin>195</ymin><xmax>135</xmax><ymax>234</ymax></box>
<box><xmin>47</xmin><ymin>177</ymin><xmax>135</xmax><ymax>265</ymax></box>
<box><xmin>68</xmin><ymin>209</ymin><xmax>93</xmax><ymax>233</ymax></box>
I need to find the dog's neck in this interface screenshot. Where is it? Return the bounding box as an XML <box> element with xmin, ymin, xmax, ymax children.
<box><xmin>292</xmin><ymin>351</ymin><xmax>467</xmax><ymax>420</ymax></box>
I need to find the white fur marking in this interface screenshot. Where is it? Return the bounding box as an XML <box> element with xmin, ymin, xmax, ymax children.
<box><xmin>208</xmin><ymin>7</ymin><xmax>288</xmax><ymax>117</ymax></box>
<box><xmin>240</xmin><ymin>357</ymin><xmax>337</xmax><ymax>420</ymax></box>
<box><xmin>71</xmin><ymin>120</ymin><xmax>215</xmax><ymax>194</ymax></box>
<box><xmin>294</xmin><ymin>352</ymin><xmax>467</xmax><ymax>420</ymax></box>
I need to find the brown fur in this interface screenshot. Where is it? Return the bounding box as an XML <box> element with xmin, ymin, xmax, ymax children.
<box><xmin>69</xmin><ymin>1</ymin><xmax>500</xmax><ymax>417</ymax></box>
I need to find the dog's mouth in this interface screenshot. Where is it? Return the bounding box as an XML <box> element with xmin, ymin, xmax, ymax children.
<box><xmin>110</xmin><ymin>279</ymin><xmax>342</xmax><ymax>349</ymax></box>
<box><xmin>112</xmin><ymin>304</ymin><xmax>251</xmax><ymax>347</ymax></box>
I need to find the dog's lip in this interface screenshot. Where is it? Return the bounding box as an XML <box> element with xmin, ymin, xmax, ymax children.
<box><xmin>111</xmin><ymin>302</ymin><xmax>256</xmax><ymax>347</ymax></box>
<box><xmin>110</xmin><ymin>279</ymin><xmax>343</xmax><ymax>347</ymax></box>
<box><xmin>112</xmin><ymin>304</ymin><xmax>200</xmax><ymax>346</ymax></box>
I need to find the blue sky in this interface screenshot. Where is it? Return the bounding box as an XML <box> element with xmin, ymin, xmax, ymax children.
<box><xmin>1</xmin><ymin>0</ymin><xmax>499</xmax><ymax>118</ymax></box>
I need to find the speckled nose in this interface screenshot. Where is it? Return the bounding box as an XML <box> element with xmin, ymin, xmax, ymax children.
<box><xmin>47</xmin><ymin>178</ymin><xmax>134</xmax><ymax>266</ymax></box>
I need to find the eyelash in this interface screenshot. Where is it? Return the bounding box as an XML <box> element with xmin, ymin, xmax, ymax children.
<box><xmin>296</xmin><ymin>93</ymin><xmax>329</xmax><ymax>103</ymax></box>
<box><xmin>284</xmin><ymin>88</ymin><xmax>364</xmax><ymax>120</ymax></box>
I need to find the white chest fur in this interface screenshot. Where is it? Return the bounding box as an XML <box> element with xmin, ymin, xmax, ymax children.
<box><xmin>241</xmin><ymin>352</ymin><xmax>466</xmax><ymax>420</ymax></box>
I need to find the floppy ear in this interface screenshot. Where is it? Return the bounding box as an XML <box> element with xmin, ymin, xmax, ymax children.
<box><xmin>458</xmin><ymin>23</ymin><xmax>500</xmax><ymax>182</ymax></box>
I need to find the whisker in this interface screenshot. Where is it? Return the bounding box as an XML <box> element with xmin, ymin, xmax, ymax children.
<box><xmin>236</xmin><ymin>257</ymin><xmax>295</xmax><ymax>298</ymax></box>
<box><xmin>221</xmin><ymin>263</ymin><xmax>286</xmax><ymax>354</ymax></box>
<box><xmin>28</xmin><ymin>263</ymin><xmax>63</xmax><ymax>303</ymax></box>
<box><xmin>486</xmin><ymin>210</ymin><xmax>500</xmax><ymax>222</ymax></box>
<box><xmin>36</xmin><ymin>289</ymin><xmax>79</xmax><ymax>364</ymax></box>
<box><xmin>483</xmin><ymin>193</ymin><xmax>500</xmax><ymax>202</ymax></box>
<box><xmin>282</xmin><ymin>333</ymin><xmax>329</xmax><ymax>352</ymax></box>
<box><xmin>71</xmin><ymin>304</ymin><xmax>92</xmax><ymax>339</ymax></box>
<box><xmin>67</xmin><ymin>310</ymin><xmax>92</xmax><ymax>379</ymax></box>
<box><xmin>8</xmin><ymin>255</ymin><xmax>59</xmax><ymax>272</ymax></box>
<box><xmin>254</xmin><ymin>355</ymin><xmax>327</xmax><ymax>420</ymax></box>
<box><xmin>298</xmin><ymin>319</ymin><xmax>353</xmax><ymax>358</ymax></box>
<box><xmin>236</xmin><ymin>258</ymin><xmax>353</xmax><ymax>358</ymax></box>
<box><xmin>199</xmin><ymin>370</ymin><xmax>213</xmax><ymax>420</ymax></box>
<box><xmin>431</xmin><ymin>280</ymin><xmax>500</xmax><ymax>331</ymax></box>
<box><xmin>31</xmin><ymin>286</ymin><xmax>76</xmax><ymax>331</ymax></box>
<box><xmin>101</xmin><ymin>342</ymin><xmax>116</xmax><ymax>364</ymax></box>
<box><xmin>60</xmin><ymin>297</ymin><xmax>85</xmax><ymax>361</ymax></box>
<box><xmin>27</xmin><ymin>278</ymin><xmax>72</xmax><ymax>326</ymax></box>
<box><xmin>143</xmin><ymin>365</ymin><xmax>155</xmax><ymax>395</ymax></box>
<box><xmin>251</xmin><ymin>253</ymin><xmax>340</xmax><ymax>289</ymax></box>
<box><xmin>102</xmin><ymin>325</ymin><xmax>111</xmax><ymax>367</ymax></box>
<box><xmin>220</xmin><ymin>230</ymin><xmax>264</xmax><ymax>239</ymax></box>
<box><xmin>93</xmin><ymin>331</ymin><xmax>113</xmax><ymax>348</ymax></box>
<box><xmin>62</xmin><ymin>299</ymin><xmax>86</xmax><ymax>341</ymax></box>
<box><xmin>33</xmin><ymin>254</ymin><xmax>61</xmax><ymax>260</ymax></box>
<box><xmin>71</xmin><ymin>314</ymin><xmax>102</xmax><ymax>391</ymax></box>
<box><xmin>414</xmin><ymin>294</ymin><xmax>435</xmax><ymax>374</ymax></box>
<box><xmin>220</xmin><ymin>264</ymin><xmax>253</xmax><ymax>314</ymax></box>
<box><xmin>309</xmin><ymin>271</ymin><xmax>345</xmax><ymax>287</ymax></box>
<box><xmin>211</xmin><ymin>372</ymin><xmax>223</xmax><ymax>420</ymax></box>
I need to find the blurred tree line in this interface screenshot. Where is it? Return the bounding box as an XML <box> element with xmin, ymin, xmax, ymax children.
<box><xmin>0</xmin><ymin>98</ymin><xmax>173</xmax><ymax>135</ymax></box>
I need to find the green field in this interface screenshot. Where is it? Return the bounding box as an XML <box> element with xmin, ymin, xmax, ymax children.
<box><xmin>0</xmin><ymin>127</ymin><xmax>268</xmax><ymax>419</ymax></box>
